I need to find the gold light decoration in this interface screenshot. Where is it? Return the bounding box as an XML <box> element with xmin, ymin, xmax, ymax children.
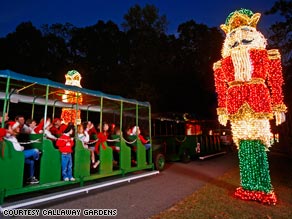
<box><xmin>220</xmin><ymin>9</ymin><xmax>261</xmax><ymax>34</ymax></box>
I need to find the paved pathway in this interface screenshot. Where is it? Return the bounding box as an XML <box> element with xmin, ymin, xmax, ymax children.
<box><xmin>5</xmin><ymin>152</ymin><xmax>239</xmax><ymax>219</ymax></box>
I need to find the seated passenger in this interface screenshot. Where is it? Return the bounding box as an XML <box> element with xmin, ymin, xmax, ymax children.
<box><xmin>0</xmin><ymin>111</ymin><xmax>9</xmax><ymax>139</ymax></box>
<box><xmin>0</xmin><ymin>111</ymin><xmax>9</xmax><ymax>123</ymax></box>
<box><xmin>34</xmin><ymin>118</ymin><xmax>57</xmax><ymax>141</ymax></box>
<box><xmin>95</xmin><ymin>122</ymin><xmax>109</xmax><ymax>153</ymax></box>
<box><xmin>86</xmin><ymin>121</ymin><xmax>98</xmax><ymax>139</ymax></box>
<box><xmin>25</xmin><ymin>119</ymin><xmax>37</xmax><ymax>134</ymax></box>
<box><xmin>108</xmin><ymin>125</ymin><xmax>121</xmax><ymax>166</ymax></box>
<box><xmin>124</xmin><ymin>125</ymin><xmax>134</xmax><ymax>139</ymax></box>
<box><xmin>132</xmin><ymin>126</ymin><xmax>151</xmax><ymax>150</ymax></box>
<box><xmin>124</xmin><ymin>125</ymin><xmax>137</xmax><ymax>165</ymax></box>
<box><xmin>15</xmin><ymin>115</ymin><xmax>30</xmax><ymax>134</ymax></box>
<box><xmin>56</xmin><ymin>124</ymin><xmax>75</xmax><ymax>181</ymax></box>
<box><xmin>93</xmin><ymin>122</ymin><xmax>110</xmax><ymax>168</ymax></box>
<box><xmin>5</xmin><ymin>121</ymin><xmax>40</xmax><ymax>184</ymax></box>
<box><xmin>77</xmin><ymin>124</ymin><xmax>89</xmax><ymax>148</ymax></box>
<box><xmin>50</xmin><ymin>118</ymin><xmax>66</xmax><ymax>137</ymax></box>
<box><xmin>84</xmin><ymin>121</ymin><xmax>99</xmax><ymax>168</ymax></box>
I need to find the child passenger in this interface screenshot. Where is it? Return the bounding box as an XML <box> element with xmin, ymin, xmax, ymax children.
<box><xmin>77</xmin><ymin>124</ymin><xmax>89</xmax><ymax>148</ymax></box>
<box><xmin>56</xmin><ymin>124</ymin><xmax>75</xmax><ymax>181</ymax></box>
<box><xmin>92</xmin><ymin>122</ymin><xmax>110</xmax><ymax>168</ymax></box>
<box><xmin>82</xmin><ymin>122</ymin><xmax>100</xmax><ymax>168</ymax></box>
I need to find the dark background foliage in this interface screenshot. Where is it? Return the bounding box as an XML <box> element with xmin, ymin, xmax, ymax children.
<box><xmin>0</xmin><ymin>1</ymin><xmax>291</xmax><ymax>123</ymax></box>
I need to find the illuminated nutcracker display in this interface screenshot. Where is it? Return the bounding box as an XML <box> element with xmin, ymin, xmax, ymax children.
<box><xmin>213</xmin><ymin>9</ymin><xmax>287</xmax><ymax>204</ymax></box>
<box><xmin>61</xmin><ymin>70</ymin><xmax>83</xmax><ymax>124</ymax></box>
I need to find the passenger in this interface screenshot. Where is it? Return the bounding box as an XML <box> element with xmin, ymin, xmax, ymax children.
<box><xmin>108</xmin><ymin>125</ymin><xmax>121</xmax><ymax>166</ymax></box>
<box><xmin>96</xmin><ymin>122</ymin><xmax>109</xmax><ymax>147</ymax></box>
<box><xmin>109</xmin><ymin>125</ymin><xmax>121</xmax><ymax>151</ymax></box>
<box><xmin>125</xmin><ymin>125</ymin><xmax>134</xmax><ymax>139</ymax></box>
<box><xmin>86</xmin><ymin>121</ymin><xmax>98</xmax><ymax>139</ymax></box>
<box><xmin>124</xmin><ymin>125</ymin><xmax>137</xmax><ymax>165</ymax></box>
<box><xmin>34</xmin><ymin>118</ymin><xmax>57</xmax><ymax>141</ymax></box>
<box><xmin>0</xmin><ymin>111</ymin><xmax>9</xmax><ymax>123</ymax></box>
<box><xmin>77</xmin><ymin>124</ymin><xmax>89</xmax><ymax>148</ymax></box>
<box><xmin>44</xmin><ymin>120</ymin><xmax>58</xmax><ymax>141</ymax></box>
<box><xmin>50</xmin><ymin>118</ymin><xmax>66</xmax><ymax>137</ymax></box>
<box><xmin>15</xmin><ymin>115</ymin><xmax>30</xmax><ymax>134</ymax></box>
<box><xmin>84</xmin><ymin>121</ymin><xmax>99</xmax><ymax>168</ymax></box>
<box><xmin>109</xmin><ymin>123</ymin><xmax>116</xmax><ymax>136</ymax></box>
<box><xmin>132</xmin><ymin>126</ymin><xmax>151</xmax><ymax>150</ymax></box>
<box><xmin>0</xmin><ymin>111</ymin><xmax>9</xmax><ymax>139</ymax></box>
<box><xmin>93</xmin><ymin>122</ymin><xmax>110</xmax><ymax>168</ymax></box>
<box><xmin>56</xmin><ymin>124</ymin><xmax>75</xmax><ymax>181</ymax></box>
<box><xmin>25</xmin><ymin>119</ymin><xmax>37</xmax><ymax>134</ymax></box>
<box><xmin>5</xmin><ymin>121</ymin><xmax>40</xmax><ymax>184</ymax></box>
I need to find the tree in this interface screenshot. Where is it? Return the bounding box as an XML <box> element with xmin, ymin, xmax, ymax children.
<box><xmin>122</xmin><ymin>4</ymin><xmax>168</xmax><ymax>34</ymax></box>
<box><xmin>121</xmin><ymin>4</ymin><xmax>169</xmax><ymax>110</ymax></box>
<box><xmin>68</xmin><ymin>20</ymin><xmax>127</xmax><ymax>93</ymax></box>
<box><xmin>0</xmin><ymin>4</ymin><xmax>224</xmax><ymax>118</ymax></box>
<box><xmin>41</xmin><ymin>23</ymin><xmax>74</xmax><ymax>81</ymax></box>
<box><xmin>265</xmin><ymin>0</ymin><xmax>292</xmax><ymax>154</ymax></box>
<box><xmin>265</xmin><ymin>0</ymin><xmax>292</xmax><ymax>64</ymax></box>
<box><xmin>0</xmin><ymin>22</ymin><xmax>47</xmax><ymax>77</ymax></box>
<box><xmin>174</xmin><ymin>20</ymin><xmax>223</xmax><ymax>118</ymax></box>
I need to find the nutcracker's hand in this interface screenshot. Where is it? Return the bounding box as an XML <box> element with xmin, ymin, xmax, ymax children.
<box><xmin>218</xmin><ymin>114</ymin><xmax>228</xmax><ymax>126</ymax></box>
<box><xmin>217</xmin><ymin>108</ymin><xmax>228</xmax><ymax>126</ymax></box>
<box><xmin>275</xmin><ymin>112</ymin><xmax>286</xmax><ymax>126</ymax></box>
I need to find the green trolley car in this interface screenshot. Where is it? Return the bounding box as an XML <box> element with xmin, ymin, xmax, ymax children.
<box><xmin>0</xmin><ymin>70</ymin><xmax>159</xmax><ymax>206</ymax></box>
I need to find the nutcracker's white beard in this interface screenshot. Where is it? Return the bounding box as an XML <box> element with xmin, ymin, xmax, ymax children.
<box><xmin>231</xmin><ymin>47</ymin><xmax>252</xmax><ymax>81</ymax></box>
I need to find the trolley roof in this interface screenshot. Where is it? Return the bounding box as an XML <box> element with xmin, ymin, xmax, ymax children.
<box><xmin>0</xmin><ymin>70</ymin><xmax>150</xmax><ymax>112</ymax></box>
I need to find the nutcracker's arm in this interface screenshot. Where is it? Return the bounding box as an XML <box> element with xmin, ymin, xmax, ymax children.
<box><xmin>213</xmin><ymin>60</ymin><xmax>228</xmax><ymax>126</ymax></box>
<box><xmin>267</xmin><ymin>49</ymin><xmax>287</xmax><ymax>125</ymax></box>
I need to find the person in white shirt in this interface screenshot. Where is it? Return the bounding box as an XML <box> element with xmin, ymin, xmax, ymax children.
<box><xmin>5</xmin><ymin>121</ymin><xmax>40</xmax><ymax>184</ymax></box>
<box><xmin>25</xmin><ymin>119</ymin><xmax>37</xmax><ymax>134</ymax></box>
<box><xmin>77</xmin><ymin>124</ymin><xmax>89</xmax><ymax>148</ymax></box>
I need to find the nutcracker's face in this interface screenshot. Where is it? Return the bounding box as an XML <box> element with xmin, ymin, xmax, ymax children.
<box><xmin>65</xmin><ymin>70</ymin><xmax>82</xmax><ymax>88</ymax></box>
<box><xmin>222</xmin><ymin>26</ymin><xmax>267</xmax><ymax>58</ymax></box>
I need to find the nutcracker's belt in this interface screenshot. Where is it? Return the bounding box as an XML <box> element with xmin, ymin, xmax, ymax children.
<box><xmin>228</xmin><ymin>78</ymin><xmax>266</xmax><ymax>87</ymax></box>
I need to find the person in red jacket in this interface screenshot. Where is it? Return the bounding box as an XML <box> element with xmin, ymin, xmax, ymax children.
<box><xmin>50</xmin><ymin>118</ymin><xmax>66</xmax><ymax>137</ymax></box>
<box><xmin>56</xmin><ymin>124</ymin><xmax>75</xmax><ymax>181</ymax></box>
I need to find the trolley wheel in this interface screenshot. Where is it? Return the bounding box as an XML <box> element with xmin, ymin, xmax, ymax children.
<box><xmin>154</xmin><ymin>153</ymin><xmax>166</xmax><ymax>171</ymax></box>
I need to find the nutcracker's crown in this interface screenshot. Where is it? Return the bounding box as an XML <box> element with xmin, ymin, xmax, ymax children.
<box><xmin>65</xmin><ymin>70</ymin><xmax>81</xmax><ymax>81</ymax></box>
<box><xmin>220</xmin><ymin>9</ymin><xmax>261</xmax><ymax>34</ymax></box>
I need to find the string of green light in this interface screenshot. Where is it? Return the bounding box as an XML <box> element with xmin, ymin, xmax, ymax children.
<box><xmin>238</xmin><ymin>140</ymin><xmax>272</xmax><ymax>193</ymax></box>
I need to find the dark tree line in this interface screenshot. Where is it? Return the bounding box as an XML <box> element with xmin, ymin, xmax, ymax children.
<box><xmin>265</xmin><ymin>0</ymin><xmax>292</xmax><ymax>147</ymax></box>
<box><xmin>0</xmin><ymin>4</ymin><xmax>223</xmax><ymax>119</ymax></box>
<box><xmin>1</xmin><ymin>3</ymin><xmax>291</xmax><ymax>120</ymax></box>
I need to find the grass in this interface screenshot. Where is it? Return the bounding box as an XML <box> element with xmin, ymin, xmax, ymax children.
<box><xmin>150</xmin><ymin>152</ymin><xmax>292</xmax><ymax>219</ymax></box>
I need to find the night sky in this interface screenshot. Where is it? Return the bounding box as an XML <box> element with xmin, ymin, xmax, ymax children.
<box><xmin>0</xmin><ymin>0</ymin><xmax>282</xmax><ymax>37</ymax></box>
